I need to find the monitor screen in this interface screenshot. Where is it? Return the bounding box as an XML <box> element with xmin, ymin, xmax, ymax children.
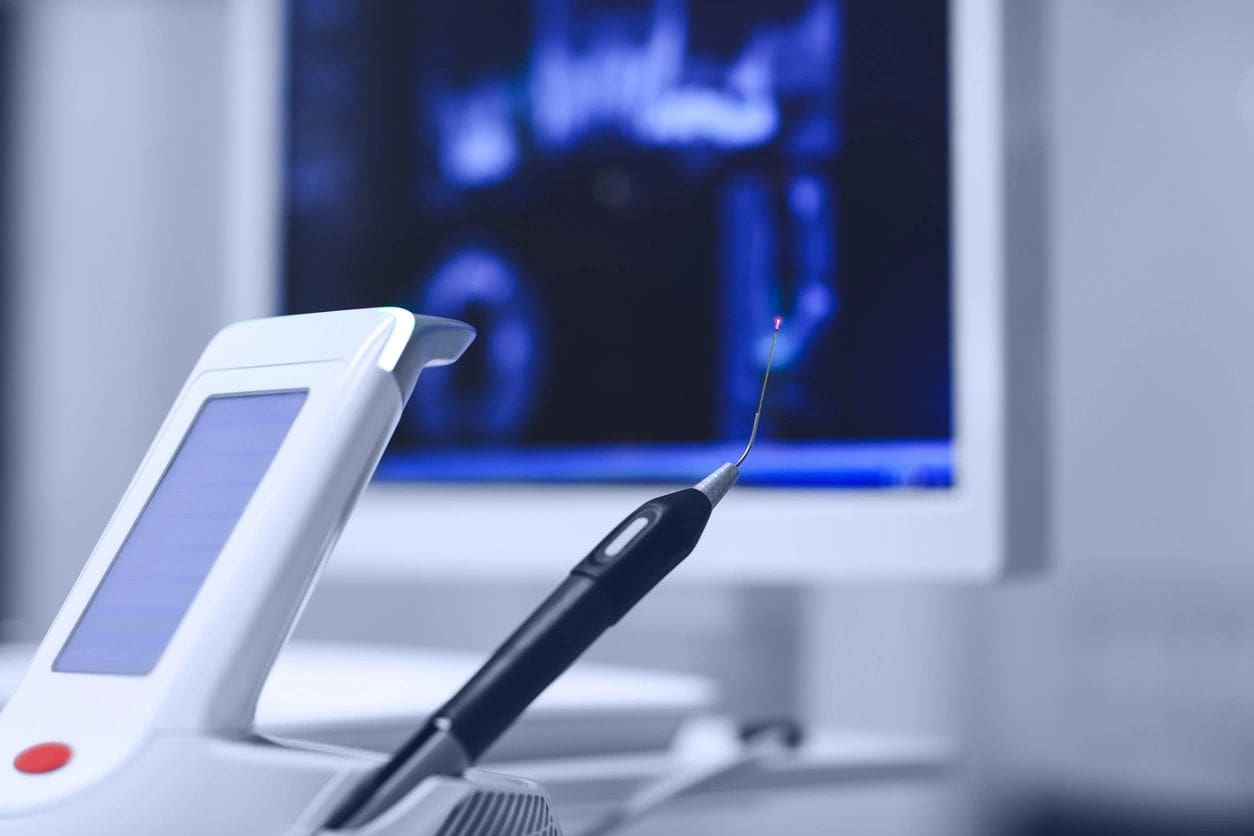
<box><xmin>54</xmin><ymin>391</ymin><xmax>308</xmax><ymax>676</ymax></box>
<box><xmin>283</xmin><ymin>0</ymin><xmax>951</xmax><ymax>488</ymax></box>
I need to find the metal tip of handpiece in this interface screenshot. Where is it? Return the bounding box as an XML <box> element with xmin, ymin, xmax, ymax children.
<box><xmin>734</xmin><ymin>318</ymin><xmax>781</xmax><ymax>468</ymax></box>
<box><xmin>696</xmin><ymin>462</ymin><xmax>739</xmax><ymax>507</ymax></box>
<box><xmin>700</xmin><ymin>319</ymin><xmax>781</xmax><ymax>509</ymax></box>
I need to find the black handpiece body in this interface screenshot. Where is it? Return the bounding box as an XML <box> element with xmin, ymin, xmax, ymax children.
<box><xmin>444</xmin><ymin>487</ymin><xmax>712</xmax><ymax>759</ymax></box>
<box><xmin>327</xmin><ymin>487</ymin><xmax>716</xmax><ymax>829</ymax></box>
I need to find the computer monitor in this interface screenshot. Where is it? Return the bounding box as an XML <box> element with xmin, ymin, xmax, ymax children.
<box><xmin>238</xmin><ymin>0</ymin><xmax>1045</xmax><ymax>581</ymax></box>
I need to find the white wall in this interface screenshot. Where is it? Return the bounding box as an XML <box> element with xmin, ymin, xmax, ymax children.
<box><xmin>4</xmin><ymin>0</ymin><xmax>232</xmax><ymax>635</ymax></box>
<box><xmin>799</xmin><ymin>2</ymin><xmax>1254</xmax><ymax>832</ymax></box>
<box><xmin>969</xmin><ymin>0</ymin><xmax>1254</xmax><ymax>827</ymax></box>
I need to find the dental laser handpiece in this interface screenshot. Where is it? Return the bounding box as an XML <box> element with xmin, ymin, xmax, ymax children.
<box><xmin>328</xmin><ymin>318</ymin><xmax>783</xmax><ymax>830</ymax></box>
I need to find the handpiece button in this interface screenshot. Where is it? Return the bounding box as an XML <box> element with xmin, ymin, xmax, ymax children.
<box><xmin>14</xmin><ymin>742</ymin><xmax>72</xmax><ymax>774</ymax></box>
<box><xmin>601</xmin><ymin>516</ymin><xmax>652</xmax><ymax>560</ymax></box>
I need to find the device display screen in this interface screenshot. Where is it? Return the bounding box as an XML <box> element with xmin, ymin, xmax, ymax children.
<box><xmin>283</xmin><ymin>0</ymin><xmax>951</xmax><ymax>488</ymax></box>
<box><xmin>54</xmin><ymin>391</ymin><xmax>308</xmax><ymax>676</ymax></box>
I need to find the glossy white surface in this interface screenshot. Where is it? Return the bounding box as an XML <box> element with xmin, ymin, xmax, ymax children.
<box><xmin>0</xmin><ymin>310</ymin><xmax>472</xmax><ymax>816</ymax></box>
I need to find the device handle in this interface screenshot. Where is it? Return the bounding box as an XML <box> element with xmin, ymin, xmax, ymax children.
<box><xmin>437</xmin><ymin>575</ymin><xmax>613</xmax><ymax>760</ymax></box>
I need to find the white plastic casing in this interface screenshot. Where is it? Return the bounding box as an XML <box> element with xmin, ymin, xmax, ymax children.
<box><xmin>0</xmin><ymin>308</ymin><xmax>473</xmax><ymax>819</ymax></box>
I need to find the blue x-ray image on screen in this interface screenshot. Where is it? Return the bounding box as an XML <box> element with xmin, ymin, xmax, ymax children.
<box><xmin>54</xmin><ymin>391</ymin><xmax>307</xmax><ymax>676</ymax></box>
<box><xmin>283</xmin><ymin>0</ymin><xmax>952</xmax><ymax>487</ymax></box>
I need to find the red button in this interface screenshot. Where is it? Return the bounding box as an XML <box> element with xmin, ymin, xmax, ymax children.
<box><xmin>14</xmin><ymin>743</ymin><xmax>72</xmax><ymax>774</ymax></box>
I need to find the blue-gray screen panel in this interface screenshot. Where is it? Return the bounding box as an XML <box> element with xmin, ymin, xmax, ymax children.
<box><xmin>54</xmin><ymin>391</ymin><xmax>308</xmax><ymax>675</ymax></box>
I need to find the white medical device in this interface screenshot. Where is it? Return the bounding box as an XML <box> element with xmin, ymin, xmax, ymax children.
<box><xmin>0</xmin><ymin>309</ymin><xmax>561</xmax><ymax>834</ymax></box>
